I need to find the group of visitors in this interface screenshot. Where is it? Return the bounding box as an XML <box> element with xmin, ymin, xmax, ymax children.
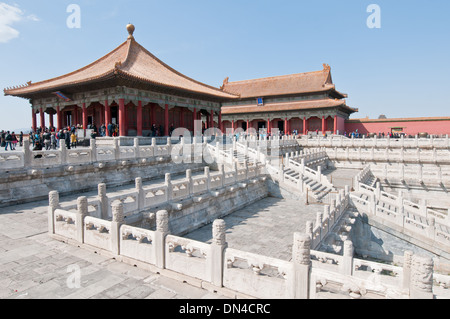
<box><xmin>343</xmin><ymin>130</ymin><xmax>406</xmax><ymax>139</ymax></box>
<box><xmin>1</xmin><ymin>130</ymin><xmax>23</xmax><ymax>151</ymax></box>
<box><xmin>29</xmin><ymin>126</ymin><xmax>78</xmax><ymax>151</ymax></box>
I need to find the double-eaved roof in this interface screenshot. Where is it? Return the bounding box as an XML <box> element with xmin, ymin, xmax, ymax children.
<box><xmin>221</xmin><ymin>64</ymin><xmax>346</xmax><ymax>100</ymax></box>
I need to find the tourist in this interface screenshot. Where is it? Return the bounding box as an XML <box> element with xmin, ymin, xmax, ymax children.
<box><xmin>64</xmin><ymin>130</ymin><xmax>71</xmax><ymax>149</ymax></box>
<box><xmin>0</xmin><ymin>130</ymin><xmax>5</xmax><ymax>148</ymax></box>
<box><xmin>11</xmin><ymin>132</ymin><xmax>18</xmax><ymax>150</ymax></box>
<box><xmin>57</xmin><ymin>130</ymin><xmax>64</xmax><ymax>148</ymax></box>
<box><xmin>19</xmin><ymin>131</ymin><xmax>23</xmax><ymax>147</ymax></box>
<box><xmin>71</xmin><ymin>131</ymin><xmax>77</xmax><ymax>148</ymax></box>
<box><xmin>4</xmin><ymin>131</ymin><xmax>12</xmax><ymax>151</ymax></box>
<box><xmin>33</xmin><ymin>140</ymin><xmax>43</xmax><ymax>151</ymax></box>
<box><xmin>100</xmin><ymin>124</ymin><xmax>106</xmax><ymax>137</ymax></box>
<box><xmin>43</xmin><ymin>130</ymin><xmax>52</xmax><ymax>150</ymax></box>
<box><xmin>51</xmin><ymin>133</ymin><xmax>57</xmax><ymax>149</ymax></box>
<box><xmin>107</xmin><ymin>123</ymin><xmax>114</xmax><ymax>137</ymax></box>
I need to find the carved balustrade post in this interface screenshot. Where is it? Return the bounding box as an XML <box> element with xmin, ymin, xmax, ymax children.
<box><xmin>60</xmin><ymin>140</ymin><xmax>67</xmax><ymax>165</ymax></box>
<box><xmin>342</xmin><ymin>240</ymin><xmax>354</xmax><ymax>276</ymax></box>
<box><xmin>402</xmin><ymin>250</ymin><xmax>413</xmax><ymax>291</ymax></box>
<box><xmin>165</xmin><ymin>173</ymin><xmax>172</xmax><ymax>201</ymax></box>
<box><xmin>186</xmin><ymin>169</ymin><xmax>193</xmax><ymax>194</ymax></box>
<box><xmin>111</xmin><ymin>201</ymin><xmax>124</xmax><ymax>255</ymax></box>
<box><xmin>90</xmin><ymin>139</ymin><xmax>97</xmax><ymax>162</ymax></box>
<box><xmin>23</xmin><ymin>139</ymin><xmax>31</xmax><ymax>167</ymax></box>
<box><xmin>135</xmin><ymin>177</ymin><xmax>144</xmax><ymax>211</ymax></box>
<box><xmin>210</xmin><ymin>219</ymin><xmax>227</xmax><ymax>287</ymax></box>
<box><xmin>134</xmin><ymin>138</ymin><xmax>140</xmax><ymax>159</ymax></box>
<box><xmin>48</xmin><ymin>191</ymin><xmax>60</xmax><ymax>234</ymax></box>
<box><xmin>291</xmin><ymin>233</ymin><xmax>312</xmax><ymax>299</ymax></box>
<box><xmin>155</xmin><ymin>210</ymin><xmax>170</xmax><ymax>269</ymax></box>
<box><xmin>76</xmin><ymin>196</ymin><xmax>88</xmax><ymax>243</ymax></box>
<box><xmin>205</xmin><ymin>166</ymin><xmax>211</xmax><ymax>190</ymax></box>
<box><xmin>113</xmin><ymin>138</ymin><xmax>120</xmax><ymax>160</ymax></box>
<box><xmin>410</xmin><ymin>255</ymin><xmax>434</xmax><ymax>299</ymax></box>
<box><xmin>98</xmin><ymin>183</ymin><xmax>108</xmax><ymax>220</ymax></box>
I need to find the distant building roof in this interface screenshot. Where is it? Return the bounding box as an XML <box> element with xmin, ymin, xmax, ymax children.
<box><xmin>220</xmin><ymin>64</ymin><xmax>347</xmax><ymax>99</ymax></box>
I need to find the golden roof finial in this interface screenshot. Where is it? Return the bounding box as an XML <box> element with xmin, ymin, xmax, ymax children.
<box><xmin>127</xmin><ymin>23</ymin><xmax>135</xmax><ymax>40</ymax></box>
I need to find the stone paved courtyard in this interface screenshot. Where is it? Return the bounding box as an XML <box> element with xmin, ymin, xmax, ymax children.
<box><xmin>0</xmin><ymin>182</ymin><xmax>324</xmax><ymax>299</ymax></box>
<box><xmin>0</xmin><ymin>198</ymin><xmax>231</xmax><ymax>299</ymax></box>
<box><xmin>186</xmin><ymin>197</ymin><xmax>322</xmax><ymax>261</ymax></box>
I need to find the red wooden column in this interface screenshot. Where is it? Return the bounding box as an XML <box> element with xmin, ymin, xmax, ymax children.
<box><xmin>56</xmin><ymin>106</ymin><xmax>62</xmax><ymax>131</ymax></box>
<box><xmin>334</xmin><ymin>116</ymin><xmax>338</xmax><ymax>135</ymax></box>
<box><xmin>246</xmin><ymin>119</ymin><xmax>250</xmax><ymax>132</ymax></box>
<box><xmin>105</xmin><ymin>100</ymin><xmax>111</xmax><ymax>125</ymax></box>
<box><xmin>32</xmin><ymin>109</ymin><xmax>37</xmax><ymax>132</ymax></box>
<box><xmin>49</xmin><ymin>111</ymin><xmax>54</xmax><ymax>129</ymax></box>
<box><xmin>137</xmin><ymin>100</ymin><xmax>143</xmax><ymax>137</ymax></box>
<box><xmin>303</xmin><ymin>117</ymin><xmax>307</xmax><ymax>135</ymax></box>
<box><xmin>267</xmin><ymin>118</ymin><xmax>271</xmax><ymax>134</ymax></box>
<box><xmin>40</xmin><ymin>108</ymin><xmax>45</xmax><ymax>130</ymax></box>
<box><xmin>210</xmin><ymin>111</ymin><xmax>214</xmax><ymax>129</ymax></box>
<box><xmin>193</xmin><ymin>108</ymin><xmax>198</xmax><ymax>133</ymax></box>
<box><xmin>164</xmin><ymin>104</ymin><xmax>169</xmax><ymax>136</ymax></box>
<box><xmin>82</xmin><ymin>103</ymin><xmax>88</xmax><ymax>129</ymax></box>
<box><xmin>231</xmin><ymin>120</ymin><xmax>235</xmax><ymax>134</ymax></box>
<box><xmin>72</xmin><ymin>106</ymin><xmax>77</xmax><ymax>127</ymax></box>
<box><xmin>119</xmin><ymin>98</ymin><xmax>126</xmax><ymax>136</ymax></box>
<box><xmin>151</xmin><ymin>104</ymin><xmax>156</xmax><ymax>126</ymax></box>
<box><xmin>322</xmin><ymin>116</ymin><xmax>326</xmax><ymax>135</ymax></box>
<box><xmin>180</xmin><ymin>108</ymin><xmax>185</xmax><ymax>128</ymax></box>
<box><xmin>284</xmin><ymin>118</ymin><xmax>288</xmax><ymax>134</ymax></box>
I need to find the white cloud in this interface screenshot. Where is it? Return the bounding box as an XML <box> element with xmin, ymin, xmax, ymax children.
<box><xmin>0</xmin><ymin>2</ymin><xmax>39</xmax><ymax>43</ymax></box>
<box><xmin>27</xmin><ymin>14</ymin><xmax>40</xmax><ymax>22</ymax></box>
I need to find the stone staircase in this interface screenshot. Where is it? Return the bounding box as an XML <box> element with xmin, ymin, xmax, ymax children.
<box><xmin>283</xmin><ymin>166</ymin><xmax>335</xmax><ymax>202</ymax></box>
<box><xmin>232</xmin><ymin>149</ymin><xmax>256</xmax><ymax>167</ymax></box>
<box><xmin>319</xmin><ymin>208</ymin><xmax>359</xmax><ymax>255</ymax></box>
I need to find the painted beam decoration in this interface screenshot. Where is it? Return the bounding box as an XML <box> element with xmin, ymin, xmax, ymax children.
<box><xmin>53</xmin><ymin>91</ymin><xmax>72</xmax><ymax>102</ymax></box>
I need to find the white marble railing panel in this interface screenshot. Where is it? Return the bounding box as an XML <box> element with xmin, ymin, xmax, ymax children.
<box><xmin>209</xmin><ymin>172</ymin><xmax>223</xmax><ymax>189</ymax></box>
<box><xmin>171</xmin><ymin>180</ymin><xmax>190</xmax><ymax>200</ymax></box>
<box><xmin>30</xmin><ymin>151</ymin><xmax>61</xmax><ymax>167</ymax></box>
<box><xmin>120</xmin><ymin>225</ymin><xmax>156</xmax><ymax>265</ymax></box>
<box><xmin>54</xmin><ymin>209</ymin><xmax>78</xmax><ymax>240</ymax></box>
<box><xmin>192</xmin><ymin>176</ymin><xmax>207</xmax><ymax>194</ymax></box>
<box><xmin>66</xmin><ymin>149</ymin><xmax>92</xmax><ymax>164</ymax></box>
<box><xmin>84</xmin><ymin>216</ymin><xmax>112</xmax><ymax>251</ymax></box>
<box><xmin>143</xmin><ymin>185</ymin><xmax>168</xmax><ymax>208</ymax></box>
<box><xmin>108</xmin><ymin>191</ymin><xmax>139</xmax><ymax>216</ymax></box>
<box><xmin>0</xmin><ymin>152</ymin><xmax>24</xmax><ymax>169</ymax></box>
<box><xmin>96</xmin><ymin>147</ymin><xmax>116</xmax><ymax>161</ymax></box>
<box><xmin>223</xmin><ymin>248</ymin><xmax>293</xmax><ymax>299</ymax></box>
<box><xmin>165</xmin><ymin>235</ymin><xmax>211</xmax><ymax>282</ymax></box>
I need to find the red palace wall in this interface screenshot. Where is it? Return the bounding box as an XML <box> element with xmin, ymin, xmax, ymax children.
<box><xmin>345</xmin><ymin>117</ymin><xmax>450</xmax><ymax>136</ymax></box>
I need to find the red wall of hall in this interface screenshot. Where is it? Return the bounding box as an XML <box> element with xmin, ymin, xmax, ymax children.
<box><xmin>345</xmin><ymin>119</ymin><xmax>450</xmax><ymax>136</ymax></box>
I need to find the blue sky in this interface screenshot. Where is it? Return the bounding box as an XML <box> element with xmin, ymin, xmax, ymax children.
<box><xmin>0</xmin><ymin>0</ymin><xmax>449</xmax><ymax>132</ymax></box>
